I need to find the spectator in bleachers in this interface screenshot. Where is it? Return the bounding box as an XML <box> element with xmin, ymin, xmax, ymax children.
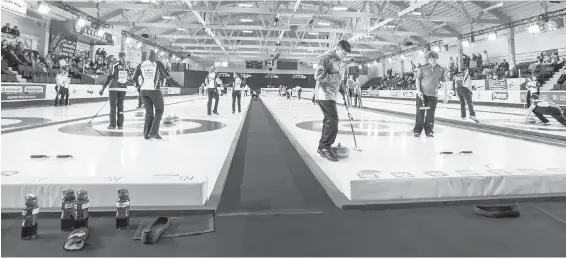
<box><xmin>481</xmin><ymin>50</ymin><xmax>489</xmax><ymax>64</ymax></box>
<box><xmin>537</xmin><ymin>52</ymin><xmax>545</xmax><ymax>64</ymax></box>
<box><xmin>1</xmin><ymin>23</ymin><xmax>11</xmax><ymax>33</ymax></box>
<box><xmin>44</xmin><ymin>54</ymin><xmax>53</xmax><ymax>69</ymax></box>
<box><xmin>476</xmin><ymin>53</ymin><xmax>483</xmax><ymax>67</ymax></box>
<box><xmin>557</xmin><ymin>69</ymin><xmax>566</xmax><ymax>86</ymax></box>
<box><xmin>3</xmin><ymin>45</ymin><xmax>23</xmax><ymax>69</ymax></box>
<box><xmin>499</xmin><ymin>59</ymin><xmax>509</xmax><ymax>71</ymax></box>
<box><xmin>1</xmin><ymin>55</ymin><xmax>15</xmax><ymax>75</ymax></box>
<box><xmin>10</xmin><ymin>26</ymin><xmax>20</xmax><ymax>37</ymax></box>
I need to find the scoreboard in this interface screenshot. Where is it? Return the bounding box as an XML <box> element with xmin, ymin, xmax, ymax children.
<box><xmin>246</xmin><ymin>60</ymin><xmax>264</xmax><ymax>69</ymax></box>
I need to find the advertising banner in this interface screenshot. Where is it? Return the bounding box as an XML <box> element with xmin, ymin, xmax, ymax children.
<box><xmin>506</xmin><ymin>78</ymin><xmax>526</xmax><ymax>91</ymax></box>
<box><xmin>1</xmin><ymin>0</ymin><xmax>26</xmax><ymax>16</ymax></box>
<box><xmin>49</xmin><ymin>34</ymin><xmax>78</xmax><ymax>57</ymax></box>
<box><xmin>471</xmin><ymin>80</ymin><xmax>487</xmax><ymax>90</ymax></box>
<box><xmin>539</xmin><ymin>91</ymin><xmax>566</xmax><ymax>106</ymax></box>
<box><xmin>487</xmin><ymin>79</ymin><xmax>508</xmax><ymax>90</ymax></box>
<box><xmin>1</xmin><ymin>84</ymin><xmax>46</xmax><ymax>101</ymax></box>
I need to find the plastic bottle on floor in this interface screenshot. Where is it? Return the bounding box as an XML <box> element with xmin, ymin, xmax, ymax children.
<box><xmin>21</xmin><ymin>194</ymin><xmax>39</xmax><ymax>240</ymax></box>
<box><xmin>116</xmin><ymin>188</ymin><xmax>130</xmax><ymax>229</ymax></box>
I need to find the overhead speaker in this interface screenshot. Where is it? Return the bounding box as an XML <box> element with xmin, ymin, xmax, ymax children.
<box><xmin>404</xmin><ymin>41</ymin><xmax>413</xmax><ymax>46</ymax></box>
<box><xmin>141</xmin><ymin>33</ymin><xmax>149</xmax><ymax>39</ymax></box>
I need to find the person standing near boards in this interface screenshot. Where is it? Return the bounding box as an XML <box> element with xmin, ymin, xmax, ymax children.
<box><xmin>231</xmin><ymin>73</ymin><xmax>243</xmax><ymax>114</ymax></box>
<box><xmin>99</xmin><ymin>52</ymin><xmax>129</xmax><ymax>130</ymax></box>
<box><xmin>354</xmin><ymin>78</ymin><xmax>362</xmax><ymax>107</ymax></box>
<box><xmin>314</xmin><ymin>40</ymin><xmax>351</xmax><ymax>162</ymax></box>
<box><xmin>55</xmin><ymin>60</ymin><xmax>71</xmax><ymax>106</ymax></box>
<box><xmin>132</xmin><ymin>50</ymin><xmax>169</xmax><ymax>140</ymax></box>
<box><xmin>205</xmin><ymin>66</ymin><xmax>220</xmax><ymax>115</ymax></box>
<box><xmin>452</xmin><ymin>68</ymin><xmax>479</xmax><ymax>123</ymax></box>
<box><xmin>414</xmin><ymin>51</ymin><xmax>446</xmax><ymax>138</ymax></box>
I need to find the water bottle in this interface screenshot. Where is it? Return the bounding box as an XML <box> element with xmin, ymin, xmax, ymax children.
<box><xmin>60</xmin><ymin>189</ymin><xmax>75</xmax><ymax>231</ymax></box>
<box><xmin>115</xmin><ymin>188</ymin><xmax>130</xmax><ymax>229</ymax></box>
<box><xmin>21</xmin><ymin>194</ymin><xmax>39</xmax><ymax>240</ymax></box>
<box><xmin>74</xmin><ymin>190</ymin><xmax>90</xmax><ymax>228</ymax></box>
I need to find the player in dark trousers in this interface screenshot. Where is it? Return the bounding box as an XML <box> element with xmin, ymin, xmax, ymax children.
<box><xmin>205</xmin><ymin>66</ymin><xmax>220</xmax><ymax>115</ymax></box>
<box><xmin>100</xmin><ymin>52</ymin><xmax>129</xmax><ymax>130</ymax></box>
<box><xmin>451</xmin><ymin>68</ymin><xmax>479</xmax><ymax>122</ymax></box>
<box><xmin>526</xmin><ymin>93</ymin><xmax>566</xmax><ymax>126</ymax></box>
<box><xmin>354</xmin><ymin>78</ymin><xmax>362</xmax><ymax>107</ymax></box>
<box><xmin>414</xmin><ymin>51</ymin><xmax>447</xmax><ymax>138</ymax></box>
<box><xmin>231</xmin><ymin>73</ymin><xmax>243</xmax><ymax>113</ymax></box>
<box><xmin>314</xmin><ymin>40</ymin><xmax>351</xmax><ymax>162</ymax></box>
<box><xmin>55</xmin><ymin>61</ymin><xmax>70</xmax><ymax>106</ymax></box>
<box><xmin>133</xmin><ymin>50</ymin><xmax>169</xmax><ymax>140</ymax></box>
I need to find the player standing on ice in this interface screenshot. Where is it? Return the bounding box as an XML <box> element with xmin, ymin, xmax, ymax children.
<box><xmin>99</xmin><ymin>52</ymin><xmax>129</xmax><ymax>130</ymax></box>
<box><xmin>313</xmin><ymin>40</ymin><xmax>351</xmax><ymax>162</ymax></box>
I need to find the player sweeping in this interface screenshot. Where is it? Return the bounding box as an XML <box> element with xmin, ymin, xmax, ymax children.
<box><xmin>525</xmin><ymin>93</ymin><xmax>566</xmax><ymax>127</ymax></box>
<box><xmin>99</xmin><ymin>52</ymin><xmax>129</xmax><ymax>130</ymax></box>
<box><xmin>132</xmin><ymin>50</ymin><xmax>169</xmax><ymax>140</ymax></box>
<box><xmin>314</xmin><ymin>40</ymin><xmax>351</xmax><ymax>162</ymax></box>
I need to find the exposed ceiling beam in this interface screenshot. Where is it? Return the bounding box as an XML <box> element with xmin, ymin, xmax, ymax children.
<box><xmin>467</xmin><ymin>1</ymin><xmax>513</xmax><ymax>23</ymax></box>
<box><xmin>99</xmin><ymin>9</ymin><xmax>126</xmax><ymax>21</ymax></box>
<box><xmin>111</xmin><ymin>22</ymin><xmax>455</xmax><ymax>37</ymax></box>
<box><xmin>172</xmin><ymin>44</ymin><xmax>378</xmax><ymax>52</ymax></box>
<box><xmin>67</xmin><ymin>3</ymin><xmax>505</xmax><ymax>24</ymax></box>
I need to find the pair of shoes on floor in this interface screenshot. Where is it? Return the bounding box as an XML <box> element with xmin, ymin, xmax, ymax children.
<box><xmin>107</xmin><ymin>126</ymin><xmax>123</xmax><ymax>130</ymax></box>
<box><xmin>474</xmin><ymin>203</ymin><xmax>520</xmax><ymax>218</ymax></box>
<box><xmin>141</xmin><ymin>217</ymin><xmax>170</xmax><ymax>245</ymax></box>
<box><xmin>318</xmin><ymin>147</ymin><xmax>339</xmax><ymax>162</ymax></box>
<box><xmin>144</xmin><ymin>134</ymin><xmax>162</xmax><ymax>140</ymax></box>
<box><xmin>414</xmin><ymin>132</ymin><xmax>434</xmax><ymax>138</ymax></box>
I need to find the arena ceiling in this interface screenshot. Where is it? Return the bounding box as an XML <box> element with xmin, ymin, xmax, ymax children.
<box><xmin>64</xmin><ymin>0</ymin><xmax>566</xmax><ymax>63</ymax></box>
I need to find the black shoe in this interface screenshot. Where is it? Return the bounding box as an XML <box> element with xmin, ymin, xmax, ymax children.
<box><xmin>426</xmin><ymin>133</ymin><xmax>434</xmax><ymax>138</ymax></box>
<box><xmin>118</xmin><ymin>126</ymin><xmax>123</xmax><ymax>130</ymax></box>
<box><xmin>208</xmin><ymin>113</ymin><xmax>212</xmax><ymax>116</ymax></box>
<box><xmin>213</xmin><ymin>112</ymin><xmax>219</xmax><ymax>115</ymax></box>
<box><xmin>144</xmin><ymin>135</ymin><xmax>150</xmax><ymax>140</ymax></box>
<box><xmin>413</xmin><ymin>133</ymin><xmax>421</xmax><ymax>138</ymax></box>
<box><xmin>232</xmin><ymin>111</ymin><xmax>235</xmax><ymax>114</ymax></box>
<box><xmin>150</xmin><ymin>134</ymin><xmax>162</xmax><ymax>140</ymax></box>
<box><xmin>107</xmin><ymin>126</ymin><xmax>116</xmax><ymax>130</ymax></box>
<box><xmin>317</xmin><ymin>148</ymin><xmax>339</xmax><ymax>162</ymax></box>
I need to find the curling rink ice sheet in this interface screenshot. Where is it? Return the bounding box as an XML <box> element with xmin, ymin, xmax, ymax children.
<box><xmin>362</xmin><ymin>98</ymin><xmax>566</xmax><ymax>138</ymax></box>
<box><xmin>1</xmin><ymin>94</ymin><xmax>250</xmax><ymax>210</ymax></box>
<box><xmin>261</xmin><ymin>95</ymin><xmax>566</xmax><ymax>204</ymax></box>
<box><xmin>1</xmin><ymin>95</ymin><xmax>203</xmax><ymax>132</ymax></box>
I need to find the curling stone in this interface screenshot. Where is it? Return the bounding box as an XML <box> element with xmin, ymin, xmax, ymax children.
<box><xmin>135</xmin><ymin>111</ymin><xmax>145</xmax><ymax>117</ymax></box>
<box><xmin>163</xmin><ymin>116</ymin><xmax>175</xmax><ymax>125</ymax></box>
<box><xmin>171</xmin><ymin>114</ymin><xmax>180</xmax><ymax>122</ymax></box>
<box><xmin>527</xmin><ymin>117</ymin><xmax>536</xmax><ymax>124</ymax></box>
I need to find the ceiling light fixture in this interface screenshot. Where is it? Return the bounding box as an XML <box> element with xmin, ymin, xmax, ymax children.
<box><xmin>240</xmin><ymin>18</ymin><xmax>254</xmax><ymax>22</ymax></box>
<box><xmin>317</xmin><ymin>22</ymin><xmax>331</xmax><ymax>26</ymax></box>
<box><xmin>333</xmin><ymin>6</ymin><xmax>348</xmax><ymax>11</ymax></box>
<box><xmin>242</xmin><ymin>30</ymin><xmax>253</xmax><ymax>33</ymax></box>
<box><xmin>238</xmin><ymin>3</ymin><xmax>253</xmax><ymax>7</ymax></box>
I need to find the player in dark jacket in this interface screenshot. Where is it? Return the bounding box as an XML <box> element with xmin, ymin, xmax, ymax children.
<box><xmin>132</xmin><ymin>50</ymin><xmax>169</xmax><ymax>139</ymax></box>
<box><xmin>100</xmin><ymin>52</ymin><xmax>129</xmax><ymax>129</ymax></box>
